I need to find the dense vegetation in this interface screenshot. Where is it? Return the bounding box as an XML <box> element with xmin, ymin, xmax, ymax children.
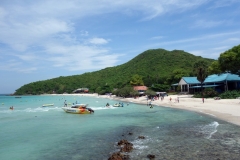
<box><xmin>208</xmin><ymin>44</ymin><xmax>240</xmax><ymax>75</ymax></box>
<box><xmin>15</xmin><ymin>49</ymin><xmax>215</xmax><ymax>95</ymax></box>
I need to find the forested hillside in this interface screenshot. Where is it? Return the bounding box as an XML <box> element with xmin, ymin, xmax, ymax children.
<box><xmin>14</xmin><ymin>49</ymin><xmax>214</xmax><ymax>95</ymax></box>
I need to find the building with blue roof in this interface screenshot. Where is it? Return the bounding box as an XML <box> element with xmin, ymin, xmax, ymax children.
<box><xmin>176</xmin><ymin>73</ymin><xmax>240</xmax><ymax>93</ymax></box>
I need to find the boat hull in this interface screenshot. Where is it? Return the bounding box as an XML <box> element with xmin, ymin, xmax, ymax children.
<box><xmin>62</xmin><ymin>107</ymin><xmax>92</xmax><ymax>114</ymax></box>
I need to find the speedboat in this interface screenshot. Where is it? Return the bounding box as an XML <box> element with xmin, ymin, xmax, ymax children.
<box><xmin>113</xmin><ymin>103</ymin><xmax>124</xmax><ymax>107</ymax></box>
<box><xmin>62</xmin><ymin>104</ymin><xmax>94</xmax><ymax>114</ymax></box>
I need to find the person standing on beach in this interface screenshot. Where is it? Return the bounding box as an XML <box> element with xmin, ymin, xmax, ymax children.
<box><xmin>202</xmin><ymin>97</ymin><xmax>204</xmax><ymax>103</ymax></box>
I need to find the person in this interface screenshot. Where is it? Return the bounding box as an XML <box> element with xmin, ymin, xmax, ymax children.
<box><xmin>150</xmin><ymin>104</ymin><xmax>153</xmax><ymax>108</ymax></box>
<box><xmin>170</xmin><ymin>97</ymin><xmax>172</xmax><ymax>101</ymax></box>
<box><xmin>202</xmin><ymin>97</ymin><xmax>204</xmax><ymax>103</ymax></box>
<box><xmin>106</xmin><ymin>103</ymin><xmax>109</xmax><ymax>107</ymax></box>
<box><xmin>64</xmin><ymin>100</ymin><xmax>67</xmax><ymax>107</ymax></box>
<box><xmin>177</xmin><ymin>97</ymin><xmax>179</xmax><ymax>103</ymax></box>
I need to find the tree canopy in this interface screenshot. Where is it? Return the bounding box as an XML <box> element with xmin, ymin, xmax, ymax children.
<box><xmin>208</xmin><ymin>44</ymin><xmax>240</xmax><ymax>75</ymax></box>
<box><xmin>218</xmin><ymin>44</ymin><xmax>240</xmax><ymax>74</ymax></box>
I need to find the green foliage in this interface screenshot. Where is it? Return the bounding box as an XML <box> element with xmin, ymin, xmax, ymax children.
<box><xmin>193</xmin><ymin>60</ymin><xmax>208</xmax><ymax>83</ymax></box>
<box><xmin>193</xmin><ymin>60</ymin><xmax>209</xmax><ymax>96</ymax></box>
<box><xmin>218</xmin><ymin>44</ymin><xmax>240</xmax><ymax>74</ymax></box>
<box><xmin>14</xmin><ymin>49</ymin><xmax>214</xmax><ymax>95</ymax></box>
<box><xmin>150</xmin><ymin>84</ymin><xmax>170</xmax><ymax>92</ymax></box>
<box><xmin>165</xmin><ymin>69</ymin><xmax>190</xmax><ymax>84</ymax></box>
<box><xmin>219</xmin><ymin>90</ymin><xmax>240</xmax><ymax>99</ymax></box>
<box><xmin>130</xmin><ymin>74</ymin><xmax>144</xmax><ymax>86</ymax></box>
<box><xmin>145</xmin><ymin>89</ymin><xmax>156</xmax><ymax>96</ymax></box>
<box><xmin>193</xmin><ymin>88</ymin><xmax>218</xmax><ymax>98</ymax></box>
<box><xmin>208</xmin><ymin>61</ymin><xmax>222</xmax><ymax>75</ymax></box>
<box><xmin>113</xmin><ymin>86</ymin><xmax>134</xmax><ymax>97</ymax></box>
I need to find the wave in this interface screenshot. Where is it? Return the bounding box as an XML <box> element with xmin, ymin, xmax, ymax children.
<box><xmin>0</xmin><ymin>106</ymin><xmax>61</xmax><ymax>113</ymax></box>
<box><xmin>90</xmin><ymin>105</ymin><xmax>117</xmax><ymax>110</ymax></box>
<box><xmin>200</xmin><ymin>121</ymin><xmax>219</xmax><ymax>139</ymax></box>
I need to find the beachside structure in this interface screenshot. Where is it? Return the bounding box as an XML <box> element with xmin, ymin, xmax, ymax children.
<box><xmin>133</xmin><ymin>86</ymin><xmax>148</xmax><ymax>95</ymax></box>
<box><xmin>175</xmin><ymin>73</ymin><xmax>240</xmax><ymax>94</ymax></box>
<box><xmin>73</xmin><ymin>88</ymin><xmax>89</xmax><ymax>93</ymax></box>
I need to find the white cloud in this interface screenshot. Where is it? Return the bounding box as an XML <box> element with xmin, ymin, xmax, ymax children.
<box><xmin>0</xmin><ymin>0</ymin><xmax>238</xmax><ymax>75</ymax></box>
<box><xmin>192</xmin><ymin>19</ymin><xmax>224</xmax><ymax>28</ymax></box>
<box><xmin>88</xmin><ymin>38</ymin><xmax>109</xmax><ymax>45</ymax></box>
<box><xmin>210</xmin><ymin>0</ymin><xmax>240</xmax><ymax>9</ymax></box>
<box><xmin>150</xmin><ymin>36</ymin><xmax>164</xmax><ymax>40</ymax></box>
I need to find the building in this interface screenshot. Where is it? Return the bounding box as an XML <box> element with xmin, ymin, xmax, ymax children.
<box><xmin>176</xmin><ymin>73</ymin><xmax>240</xmax><ymax>94</ymax></box>
<box><xmin>73</xmin><ymin>88</ymin><xmax>89</xmax><ymax>93</ymax></box>
<box><xmin>133</xmin><ymin>86</ymin><xmax>148</xmax><ymax>95</ymax></box>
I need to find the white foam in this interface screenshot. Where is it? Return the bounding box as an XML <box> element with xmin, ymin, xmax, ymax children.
<box><xmin>90</xmin><ymin>106</ymin><xmax>117</xmax><ymax>110</ymax></box>
<box><xmin>202</xmin><ymin>121</ymin><xmax>219</xmax><ymax>139</ymax></box>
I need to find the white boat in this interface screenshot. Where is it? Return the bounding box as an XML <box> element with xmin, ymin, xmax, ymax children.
<box><xmin>113</xmin><ymin>103</ymin><xmax>124</xmax><ymax>107</ymax></box>
<box><xmin>62</xmin><ymin>104</ymin><xmax>94</xmax><ymax>114</ymax></box>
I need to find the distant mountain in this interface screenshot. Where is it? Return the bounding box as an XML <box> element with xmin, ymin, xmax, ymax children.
<box><xmin>14</xmin><ymin>49</ymin><xmax>215</xmax><ymax>95</ymax></box>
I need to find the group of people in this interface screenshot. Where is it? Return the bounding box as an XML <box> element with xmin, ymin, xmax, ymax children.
<box><xmin>9</xmin><ymin>106</ymin><xmax>14</xmax><ymax>110</ymax></box>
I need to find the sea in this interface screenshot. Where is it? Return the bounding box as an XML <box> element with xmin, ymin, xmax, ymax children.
<box><xmin>0</xmin><ymin>94</ymin><xmax>240</xmax><ymax>160</ymax></box>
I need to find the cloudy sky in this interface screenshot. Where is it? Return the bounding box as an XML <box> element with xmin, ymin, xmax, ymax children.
<box><xmin>0</xmin><ymin>0</ymin><xmax>240</xmax><ymax>93</ymax></box>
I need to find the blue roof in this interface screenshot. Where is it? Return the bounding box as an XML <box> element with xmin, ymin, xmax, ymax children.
<box><xmin>204</xmin><ymin>73</ymin><xmax>240</xmax><ymax>83</ymax></box>
<box><xmin>189</xmin><ymin>84</ymin><xmax>221</xmax><ymax>88</ymax></box>
<box><xmin>182</xmin><ymin>77</ymin><xmax>200</xmax><ymax>84</ymax></box>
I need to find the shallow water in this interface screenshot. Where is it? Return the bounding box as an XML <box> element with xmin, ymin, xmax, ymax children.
<box><xmin>0</xmin><ymin>95</ymin><xmax>240</xmax><ymax>160</ymax></box>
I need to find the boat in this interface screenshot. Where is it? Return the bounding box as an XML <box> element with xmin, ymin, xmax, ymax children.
<box><xmin>62</xmin><ymin>104</ymin><xmax>94</xmax><ymax>114</ymax></box>
<box><xmin>113</xmin><ymin>103</ymin><xmax>124</xmax><ymax>107</ymax></box>
<box><xmin>42</xmin><ymin>103</ymin><xmax>54</xmax><ymax>107</ymax></box>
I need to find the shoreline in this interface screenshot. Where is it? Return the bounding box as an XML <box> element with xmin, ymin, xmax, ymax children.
<box><xmin>97</xmin><ymin>93</ymin><xmax>240</xmax><ymax>127</ymax></box>
<box><xmin>50</xmin><ymin>93</ymin><xmax>240</xmax><ymax>126</ymax></box>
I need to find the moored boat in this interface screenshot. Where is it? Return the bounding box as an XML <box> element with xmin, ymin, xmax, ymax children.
<box><xmin>113</xmin><ymin>102</ymin><xmax>124</xmax><ymax>107</ymax></box>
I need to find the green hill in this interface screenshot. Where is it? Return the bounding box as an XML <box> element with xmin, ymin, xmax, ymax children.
<box><xmin>14</xmin><ymin>49</ymin><xmax>215</xmax><ymax>95</ymax></box>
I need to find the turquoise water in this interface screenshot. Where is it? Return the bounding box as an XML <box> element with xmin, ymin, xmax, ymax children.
<box><xmin>0</xmin><ymin>95</ymin><xmax>240</xmax><ymax>160</ymax></box>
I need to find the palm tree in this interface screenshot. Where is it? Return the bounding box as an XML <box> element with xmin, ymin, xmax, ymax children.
<box><xmin>193</xmin><ymin>60</ymin><xmax>208</xmax><ymax>97</ymax></box>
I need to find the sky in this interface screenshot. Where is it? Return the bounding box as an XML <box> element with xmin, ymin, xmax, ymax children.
<box><xmin>0</xmin><ymin>0</ymin><xmax>240</xmax><ymax>94</ymax></box>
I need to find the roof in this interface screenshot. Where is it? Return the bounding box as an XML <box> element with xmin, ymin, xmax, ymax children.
<box><xmin>204</xmin><ymin>73</ymin><xmax>240</xmax><ymax>83</ymax></box>
<box><xmin>133</xmin><ymin>86</ymin><xmax>148</xmax><ymax>91</ymax></box>
<box><xmin>189</xmin><ymin>84</ymin><xmax>221</xmax><ymax>88</ymax></box>
<box><xmin>182</xmin><ymin>77</ymin><xmax>200</xmax><ymax>84</ymax></box>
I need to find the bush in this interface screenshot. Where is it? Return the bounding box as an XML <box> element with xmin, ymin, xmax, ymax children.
<box><xmin>219</xmin><ymin>90</ymin><xmax>240</xmax><ymax>99</ymax></box>
<box><xmin>193</xmin><ymin>88</ymin><xmax>218</xmax><ymax>98</ymax></box>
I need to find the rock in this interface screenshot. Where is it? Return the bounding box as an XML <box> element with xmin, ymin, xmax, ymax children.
<box><xmin>117</xmin><ymin>139</ymin><xmax>133</xmax><ymax>152</ymax></box>
<box><xmin>120</xmin><ymin>143</ymin><xmax>133</xmax><ymax>152</ymax></box>
<box><xmin>108</xmin><ymin>152</ymin><xmax>129</xmax><ymax>160</ymax></box>
<box><xmin>147</xmin><ymin>154</ymin><xmax>155</xmax><ymax>159</ymax></box>
<box><xmin>138</xmin><ymin>136</ymin><xmax>145</xmax><ymax>139</ymax></box>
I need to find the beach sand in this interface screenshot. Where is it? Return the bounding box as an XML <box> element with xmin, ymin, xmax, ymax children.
<box><xmin>60</xmin><ymin>93</ymin><xmax>240</xmax><ymax>126</ymax></box>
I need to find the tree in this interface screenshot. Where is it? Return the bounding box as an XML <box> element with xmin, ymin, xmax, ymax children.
<box><xmin>130</xmin><ymin>74</ymin><xmax>144</xmax><ymax>86</ymax></box>
<box><xmin>218</xmin><ymin>44</ymin><xmax>240</xmax><ymax>74</ymax></box>
<box><xmin>208</xmin><ymin>61</ymin><xmax>221</xmax><ymax>75</ymax></box>
<box><xmin>193</xmin><ymin>60</ymin><xmax>208</xmax><ymax>96</ymax></box>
